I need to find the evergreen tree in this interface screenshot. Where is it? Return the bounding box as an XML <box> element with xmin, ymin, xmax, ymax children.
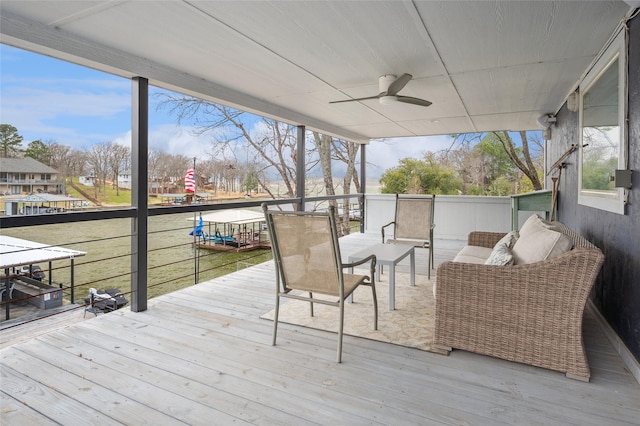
<box><xmin>24</xmin><ymin>139</ymin><xmax>51</xmax><ymax>164</ymax></box>
<box><xmin>0</xmin><ymin>124</ymin><xmax>24</xmax><ymax>158</ymax></box>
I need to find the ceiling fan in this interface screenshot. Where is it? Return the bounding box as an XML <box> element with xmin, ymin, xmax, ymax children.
<box><xmin>330</xmin><ymin>73</ymin><xmax>432</xmax><ymax>107</ymax></box>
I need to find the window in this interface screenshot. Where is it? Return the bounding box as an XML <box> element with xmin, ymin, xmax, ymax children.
<box><xmin>578</xmin><ymin>29</ymin><xmax>627</xmax><ymax>214</ymax></box>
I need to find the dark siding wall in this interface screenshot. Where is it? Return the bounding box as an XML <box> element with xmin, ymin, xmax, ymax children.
<box><xmin>547</xmin><ymin>13</ymin><xmax>639</xmax><ymax>361</ymax></box>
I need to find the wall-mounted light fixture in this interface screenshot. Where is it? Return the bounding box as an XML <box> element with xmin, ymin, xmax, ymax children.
<box><xmin>537</xmin><ymin>114</ymin><xmax>556</xmax><ymax>129</ymax></box>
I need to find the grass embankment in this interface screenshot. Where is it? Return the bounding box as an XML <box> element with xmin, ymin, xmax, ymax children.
<box><xmin>65</xmin><ymin>177</ymin><xmax>267</xmax><ymax>206</ymax></box>
<box><xmin>65</xmin><ymin>177</ymin><xmax>133</xmax><ymax>205</ymax></box>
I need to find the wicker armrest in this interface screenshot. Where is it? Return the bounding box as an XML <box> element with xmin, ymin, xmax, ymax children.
<box><xmin>467</xmin><ymin>231</ymin><xmax>506</xmax><ymax>248</ymax></box>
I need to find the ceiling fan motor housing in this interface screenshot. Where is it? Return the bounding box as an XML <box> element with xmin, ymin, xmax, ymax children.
<box><xmin>379</xmin><ymin>75</ymin><xmax>397</xmax><ymax>93</ymax></box>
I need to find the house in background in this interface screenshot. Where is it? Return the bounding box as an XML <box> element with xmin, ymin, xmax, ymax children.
<box><xmin>117</xmin><ymin>170</ymin><xmax>131</xmax><ymax>190</ymax></box>
<box><xmin>0</xmin><ymin>157</ymin><xmax>61</xmax><ymax>195</ymax></box>
<box><xmin>78</xmin><ymin>174</ymin><xmax>96</xmax><ymax>186</ymax></box>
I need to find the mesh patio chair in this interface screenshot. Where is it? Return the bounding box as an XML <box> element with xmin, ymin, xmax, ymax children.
<box><xmin>262</xmin><ymin>203</ymin><xmax>378</xmax><ymax>363</ymax></box>
<box><xmin>381</xmin><ymin>194</ymin><xmax>435</xmax><ymax>279</ymax></box>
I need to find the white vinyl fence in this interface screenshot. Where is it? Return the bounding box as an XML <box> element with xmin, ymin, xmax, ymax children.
<box><xmin>363</xmin><ymin>194</ymin><xmax>542</xmax><ymax>240</ymax></box>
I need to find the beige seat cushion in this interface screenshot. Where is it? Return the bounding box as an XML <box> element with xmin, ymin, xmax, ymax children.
<box><xmin>452</xmin><ymin>245</ymin><xmax>493</xmax><ymax>264</ymax></box>
<box><xmin>512</xmin><ymin>214</ymin><xmax>573</xmax><ymax>264</ymax></box>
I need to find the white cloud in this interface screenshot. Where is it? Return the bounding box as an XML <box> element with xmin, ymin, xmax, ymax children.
<box><xmin>1</xmin><ymin>80</ymin><xmax>131</xmax><ymax>147</ymax></box>
<box><xmin>365</xmin><ymin>135</ymin><xmax>454</xmax><ymax>178</ymax></box>
<box><xmin>1</xmin><ymin>79</ymin><xmax>130</xmax><ymax>122</ymax></box>
<box><xmin>112</xmin><ymin>125</ymin><xmax>216</xmax><ymax>160</ymax></box>
<box><xmin>150</xmin><ymin>125</ymin><xmax>215</xmax><ymax>160</ymax></box>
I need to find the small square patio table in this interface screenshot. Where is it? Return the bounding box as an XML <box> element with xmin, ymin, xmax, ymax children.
<box><xmin>348</xmin><ymin>243</ymin><xmax>415</xmax><ymax>310</ymax></box>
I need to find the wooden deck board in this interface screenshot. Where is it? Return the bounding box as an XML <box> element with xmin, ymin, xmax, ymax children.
<box><xmin>70</xmin><ymin>314</ymin><xmax>436</xmax><ymax>425</ymax></box>
<box><xmin>0</xmin><ymin>383</ymin><xmax>70</xmax><ymax>426</ymax></box>
<box><xmin>71</xmin><ymin>305</ymin><xmax>514</xmax><ymax>425</ymax></box>
<box><xmin>20</xmin><ymin>331</ymin><xmax>317</xmax><ymax>426</ymax></box>
<box><xmin>1</xmin><ymin>233</ymin><xmax>639</xmax><ymax>425</ymax></box>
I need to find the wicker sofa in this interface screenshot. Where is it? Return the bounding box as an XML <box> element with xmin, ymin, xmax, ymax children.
<box><xmin>433</xmin><ymin>219</ymin><xmax>604</xmax><ymax>381</ymax></box>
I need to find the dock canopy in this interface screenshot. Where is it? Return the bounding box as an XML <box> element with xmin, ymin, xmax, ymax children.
<box><xmin>3</xmin><ymin>193</ymin><xmax>86</xmax><ymax>216</ymax></box>
<box><xmin>159</xmin><ymin>193</ymin><xmax>212</xmax><ymax>205</ymax></box>
<box><xmin>196</xmin><ymin>209</ymin><xmax>265</xmax><ymax>225</ymax></box>
<box><xmin>187</xmin><ymin>209</ymin><xmax>268</xmax><ymax>252</ymax></box>
<box><xmin>0</xmin><ymin>235</ymin><xmax>86</xmax><ymax>270</ymax></box>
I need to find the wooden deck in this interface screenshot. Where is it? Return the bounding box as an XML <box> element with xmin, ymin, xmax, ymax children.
<box><xmin>1</xmin><ymin>233</ymin><xmax>639</xmax><ymax>425</ymax></box>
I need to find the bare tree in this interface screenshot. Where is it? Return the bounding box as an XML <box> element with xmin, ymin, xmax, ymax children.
<box><xmin>108</xmin><ymin>144</ymin><xmax>130</xmax><ymax>196</ymax></box>
<box><xmin>169</xmin><ymin>155</ymin><xmax>193</xmax><ymax>192</ymax></box>
<box><xmin>335</xmin><ymin>139</ymin><xmax>361</xmax><ymax>234</ymax></box>
<box><xmin>332</xmin><ymin>139</ymin><xmax>361</xmax><ymax>192</ymax></box>
<box><xmin>195</xmin><ymin>158</ymin><xmax>216</xmax><ymax>191</ymax></box>
<box><xmin>312</xmin><ymin>131</ymin><xmax>336</xmax><ymax>201</ymax></box>
<box><xmin>438</xmin><ymin>143</ymin><xmax>485</xmax><ymax>194</ymax></box>
<box><xmin>67</xmin><ymin>149</ymin><xmax>88</xmax><ymax>180</ymax></box>
<box><xmin>47</xmin><ymin>141</ymin><xmax>72</xmax><ymax>177</ymax></box>
<box><xmin>85</xmin><ymin>142</ymin><xmax>111</xmax><ymax>199</ymax></box>
<box><xmin>491</xmin><ymin>131</ymin><xmax>543</xmax><ymax>191</ymax></box>
<box><xmin>439</xmin><ymin>131</ymin><xmax>543</xmax><ymax>194</ymax></box>
<box><xmin>157</xmin><ymin>95</ymin><xmax>301</xmax><ymax>200</ymax></box>
<box><xmin>157</xmin><ymin>95</ymin><xmax>362</xmax><ymax>216</ymax></box>
<box><xmin>148</xmin><ymin>148</ymin><xmax>165</xmax><ymax>194</ymax></box>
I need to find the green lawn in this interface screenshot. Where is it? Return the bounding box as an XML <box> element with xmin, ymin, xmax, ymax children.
<box><xmin>66</xmin><ymin>177</ymin><xmax>153</xmax><ymax>205</ymax></box>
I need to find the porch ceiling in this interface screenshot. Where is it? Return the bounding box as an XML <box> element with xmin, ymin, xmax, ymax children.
<box><xmin>0</xmin><ymin>1</ymin><xmax>634</xmax><ymax>144</ymax></box>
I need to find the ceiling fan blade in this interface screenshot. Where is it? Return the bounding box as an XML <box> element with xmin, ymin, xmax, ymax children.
<box><xmin>397</xmin><ymin>95</ymin><xmax>432</xmax><ymax>107</ymax></box>
<box><xmin>386</xmin><ymin>73</ymin><xmax>413</xmax><ymax>96</ymax></box>
<box><xmin>329</xmin><ymin>95</ymin><xmax>381</xmax><ymax>104</ymax></box>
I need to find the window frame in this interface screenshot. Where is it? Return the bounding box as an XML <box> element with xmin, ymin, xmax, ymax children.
<box><xmin>577</xmin><ymin>29</ymin><xmax>627</xmax><ymax>215</ymax></box>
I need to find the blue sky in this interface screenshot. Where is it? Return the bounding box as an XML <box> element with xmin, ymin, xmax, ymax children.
<box><xmin>0</xmin><ymin>44</ymin><xmax>206</xmax><ymax>155</ymax></box>
<box><xmin>1</xmin><ymin>44</ymin><xmax>456</xmax><ymax>178</ymax></box>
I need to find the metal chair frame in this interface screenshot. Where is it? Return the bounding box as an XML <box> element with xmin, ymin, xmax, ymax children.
<box><xmin>262</xmin><ymin>203</ymin><xmax>377</xmax><ymax>362</ymax></box>
<box><xmin>381</xmin><ymin>194</ymin><xmax>436</xmax><ymax>279</ymax></box>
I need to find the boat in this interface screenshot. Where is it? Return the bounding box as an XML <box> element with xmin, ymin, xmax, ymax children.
<box><xmin>19</xmin><ymin>264</ymin><xmax>45</xmax><ymax>281</ymax></box>
<box><xmin>210</xmin><ymin>230</ymin><xmax>238</xmax><ymax>247</ymax></box>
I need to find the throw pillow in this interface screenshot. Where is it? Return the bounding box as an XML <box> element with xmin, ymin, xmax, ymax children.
<box><xmin>520</xmin><ymin>213</ymin><xmax>564</xmax><ymax>236</ymax></box>
<box><xmin>484</xmin><ymin>244</ymin><xmax>514</xmax><ymax>266</ymax></box>
<box><xmin>512</xmin><ymin>215</ymin><xmax>573</xmax><ymax>264</ymax></box>
<box><xmin>519</xmin><ymin>214</ymin><xmax>543</xmax><ymax>237</ymax></box>
<box><xmin>494</xmin><ymin>230</ymin><xmax>519</xmax><ymax>249</ymax></box>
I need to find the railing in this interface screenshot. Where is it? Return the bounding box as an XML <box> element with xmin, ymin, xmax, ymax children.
<box><xmin>0</xmin><ymin>179</ymin><xmax>59</xmax><ymax>184</ymax></box>
<box><xmin>1</xmin><ymin>209</ymin><xmax>278</xmax><ymax>324</ymax></box>
<box><xmin>1</xmin><ymin>193</ymin><xmax>536</xmax><ymax>327</ymax></box>
<box><xmin>0</xmin><ymin>194</ymin><xmax>362</xmax><ymax>325</ymax></box>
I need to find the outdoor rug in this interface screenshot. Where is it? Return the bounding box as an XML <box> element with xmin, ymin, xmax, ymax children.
<box><xmin>261</xmin><ymin>271</ymin><xmax>441</xmax><ymax>352</ymax></box>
